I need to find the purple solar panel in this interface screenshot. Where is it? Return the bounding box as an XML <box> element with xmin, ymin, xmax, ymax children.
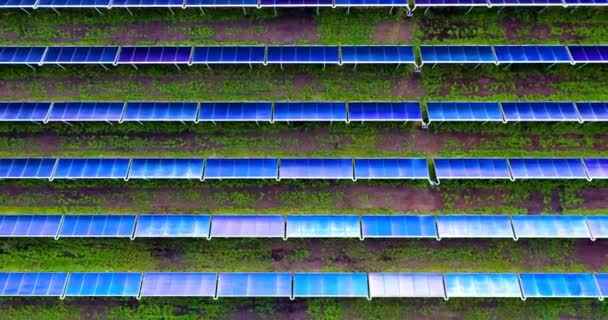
<box><xmin>117</xmin><ymin>47</ymin><xmax>192</xmax><ymax>64</ymax></box>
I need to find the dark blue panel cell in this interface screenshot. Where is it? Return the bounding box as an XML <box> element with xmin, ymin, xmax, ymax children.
<box><xmin>117</xmin><ymin>47</ymin><xmax>192</xmax><ymax>63</ymax></box>
<box><xmin>361</xmin><ymin>215</ymin><xmax>437</xmax><ymax>238</ymax></box>
<box><xmin>134</xmin><ymin>215</ymin><xmax>211</xmax><ymax>238</ymax></box>
<box><xmin>509</xmin><ymin>158</ymin><xmax>587</xmax><ymax>179</ymax></box>
<box><xmin>436</xmin><ymin>215</ymin><xmax>514</xmax><ymax>238</ymax></box>
<box><xmin>501</xmin><ymin>102</ymin><xmax>579</xmax><ymax>122</ymax></box>
<box><xmin>335</xmin><ymin>0</ymin><xmax>407</xmax><ymax>5</ymax></box>
<box><xmin>273</xmin><ymin>102</ymin><xmax>347</xmax><ymax>121</ymax></box>
<box><xmin>520</xmin><ymin>274</ymin><xmax>599</xmax><ymax>298</ymax></box>
<box><xmin>191</xmin><ymin>46</ymin><xmax>265</xmax><ymax>63</ymax></box>
<box><xmin>42</xmin><ymin>47</ymin><xmax>118</xmax><ymax>64</ymax></box>
<box><xmin>348</xmin><ymin>102</ymin><xmax>422</xmax><ymax>122</ymax></box>
<box><xmin>420</xmin><ymin>46</ymin><xmax>496</xmax><ymax>64</ymax></box>
<box><xmin>511</xmin><ymin>215</ymin><xmax>591</xmax><ymax>238</ymax></box>
<box><xmin>0</xmin><ymin>215</ymin><xmax>62</xmax><ymax>237</ymax></box>
<box><xmin>128</xmin><ymin>158</ymin><xmax>204</xmax><ymax>179</ymax></box>
<box><xmin>123</xmin><ymin>102</ymin><xmax>198</xmax><ymax>122</ymax></box>
<box><xmin>0</xmin><ymin>102</ymin><xmax>51</xmax><ymax>122</ymax></box>
<box><xmin>414</xmin><ymin>0</ymin><xmax>488</xmax><ymax>6</ymax></box>
<box><xmin>368</xmin><ymin>273</ymin><xmax>445</xmax><ymax>298</ymax></box>
<box><xmin>0</xmin><ymin>47</ymin><xmax>46</xmax><ymax>64</ymax></box>
<box><xmin>287</xmin><ymin>215</ymin><xmax>360</xmax><ymax>238</ymax></box>
<box><xmin>494</xmin><ymin>45</ymin><xmax>572</xmax><ymax>64</ymax></box>
<box><xmin>37</xmin><ymin>0</ymin><xmax>111</xmax><ymax>6</ymax></box>
<box><xmin>568</xmin><ymin>46</ymin><xmax>608</xmax><ymax>63</ymax></box>
<box><xmin>586</xmin><ymin>216</ymin><xmax>608</xmax><ymax>239</ymax></box>
<box><xmin>64</xmin><ymin>273</ymin><xmax>142</xmax><ymax>297</ymax></box>
<box><xmin>354</xmin><ymin>158</ymin><xmax>429</xmax><ymax>179</ymax></box>
<box><xmin>434</xmin><ymin>158</ymin><xmax>511</xmax><ymax>179</ymax></box>
<box><xmin>210</xmin><ymin>215</ymin><xmax>284</xmax><ymax>238</ymax></box>
<box><xmin>584</xmin><ymin>158</ymin><xmax>608</xmax><ymax>180</ymax></box>
<box><xmin>563</xmin><ymin>0</ymin><xmax>608</xmax><ymax>5</ymax></box>
<box><xmin>261</xmin><ymin>0</ymin><xmax>332</xmax><ymax>5</ymax></box>
<box><xmin>427</xmin><ymin>102</ymin><xmax>503</xmax><ymax>122</ymax></box>
<box><xmin>111</xmin><ymin>0</ymin><xmax>183</xmax><ymax>5</ymax></box>
<box><xmin>444</xmin><ymin>274</ymin><xmax>521</xmax><ymax>298</ymax></box>
<box><xmin>58</xmin><ymin>215</ymin><xmax>136</xmax><ymax>238</ymax></box>
<box><xmin>0</xmin><ymin>0</ymin><xmax>38</xmax><ymax>7</ymax></box>
<box><xmin>294</xmin><ymin>273</ymin><xmax>368</xmax><ymax>297</ymax></box>
<box><xmin>0</xmin><ymin>273</ymin><xmax>68</xmax><ymax>296</ymax></box>
<box><xmin>489</xmin><ymin>0</ymin><xmax>564</xmax><ymax>5</ymax></box>
<box><xmin>204</xmin><ymin>158</ymin><xmax>278</xmax><ymax>179</ymax></box>
<box><xmin>186</xmin><ymin>0</ymin><xmax>257</xmax><ymax>5</ymax></box>
<box><xmin>576</xmin><ymin>102</ymin><xmax>608</xmax><ymax>122</ymax></box>
<box><xmin>53</xmin><ymin>158</ymin><xmax>130</xmax><ymax>179</ymax></box>
<box><xmin>266</xmin><ymin>46</ymin><xmax>339</xmax><ymax>64</ymax></box>
<box><xmin>280</xmin><ymin>158</ymin><xmax>353</xmax><ymax>179</ymax></box>
<box><xmin>47</xmin><ymin>102</ymin><xmax>124</xmax><ymax>122</ymax></box>
<box><xmin>141</xmin><ymin>272</ymin><xmax>217</xmax><ymax>297</ymax></box>
<box><xmin>0</xmin><ymin>158</ymin><xmax>57</xmax><ymax>179</ymax></box>
<box><xmin>198</xmin><ymin>102</ymin><xmax>272</xmax><ymax>122</ymax></box>
<box><xmin>341</xmin><ymin>46</ymin><xmax>416</xmax><ymax>64</ymax></box>
<box><xmin>217</xmin><ymin>273</ymin><xmax>292</xmax><ymax>297</ymax></box>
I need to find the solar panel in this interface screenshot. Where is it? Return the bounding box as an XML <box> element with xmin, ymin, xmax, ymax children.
<box><xmin>46</xmin><ymin>102</ymin><xmax>124</xmax><ymax>122</ymax></box>
<box><xmin>576</xmin><ymin>102</ymin><xmax>608</xmax><ymax>122</ymax></box>
<box><xmin>266</xmin><ymin>46</ymin><xmax>339</xmax><ymax>64</ymax></box>
<box><xmin>260</xmin><ymin>0</ymin><xmax>332</xmax><ymax>6</ymax></box>
<box><xmin>368</xmin><ymin>273</ymin><xmax>444</xmax><ymax>298</ymax></box>
<box><xmin>444</xmin><ymin>274</ymin><xmax>522</xmax><ymax>298</ymax></box>
<box><xmin>273</xmin><ymin>102</ymin><xmax>347</xmax><ymax>122</ymax></box>
<box><xmin>204</xmin><ymin>158</ymin><xmax>278</xmax><ymax>179</ymax></box>
<box><xmin>584</xmin><ymin>158</ymin><xmax>608</xmax><ymax>180</ymax></box>
<box><xmin>294</xmin><ymin>273</ymin><xmax>368</xmax><ymax>298</ymax></box>
<box><xmin>519</xmin><ymin>273</ymin><xmax>599</xmax><ymax>298</ymax></box>
<box><xmin>361</xmin><ymin>215</ymin><xmax>437</xmax><ymax>238</ymax></box>
<box><xmin>0</xmin><ymin>215</ymin><xmax>62</xmax><ymax>237</ymax></box>
<box><xmin>37</xmin><ymin>0</ymin><xmax>111</xmax><ymax>7</ymax></box>
<box><xmin>419</xmin><ymin>46</ymin><xmax>496</xmax><ymax>65</ymax></box>
<box><xmin>42</xmin><ymin>47</ymin><xmax>118</xmax><ymax>65</ymax></box>
<box><xmin>0</xmin><ymin>47</ymin><xmax>45</xmax><ymax>64</ymax></box>
<box><xmin>128</xmin><ymin>158</ymin><xmax>204</xmax><ymax>179</ymax></box>
<box><xmin>191</xmin><ymin>46</ymin><xmax>265</xmax><ymax>64</ymax></box>
<box><xmin>436</xmin><ymin>215</ymin><xmax>514</xmax><ymax>239</ymax></box>
<box><xmin>111</xmin><ymin>0</ymin><xmax>184</xmax><ymax>6</ymax></box>
<box><xmin>116</xmin><ymin>47</ymin><xmax>192</xmax><ymax>64</ymax></box>
<box><xmin>64</xmin><ymin>272</ymin><xmax>142</xmax><ymax>297</ymax></box>
<box><xmin>511</xmin><ymin>215</ymin><xmax>591</xmax><ymax>239</ymax></box>
<box><xmin>280</xmin><ymin>159</ymin><xmax>353</xmax><ymax>180</ymax></box>
<box><xmin>427</xmin><ymin>102</ymin><xmax>503</xmax><ymax>122</ymax></box>
<box><xmin>501</xmin><ymin>102</ymin><xmax>580</xmax><ymax>122</ymax></box>
<box><xmin>354</xmin><ymin>158</ymin><xmax>429</xmax><ymax>179</ymax></box>
<box><xmin>123</xmin><ymin>102</ymin><xmax>198</xmax><ymax>122</ymax></box>
<box><xmin>58</xmin><ymin>215</ymin><xmax>136</xmax><ymax>238</ymax></box>
<box><xmin>217</xmin><ymin>273</ymin><xmax>292</xmax><ymax>297</ymax></box>
<box><xmin>509</xmin><ymin>158</ymin><xmax>587</xmax><ymax>179</ymax></box>
<box><xmin>140</xmin><ymin>272</ymin><xmax>217</xmax><ymax>297</ymax></box>
<box><xmin>488</xmin><ymin>0</ymin><xmax>564</xmax><ymax>6</ymax></box>
<box><xmin>0</xmin><ymin>0</ymin><xmax>38</xmax><ymax>7</ymax></box>
<box><xmin>334</xmin><ymin>0</ymin><xmax>407</xmax><ymax>5</ymax></box>
<box><xmin>586</xmin><ymin>216</ymin><xmax>608</xmax><ymax>240</ymax></box>
<box><xmin>414</xmin><ymin>0</ymin><xmax>489</xmax><ymax>7</ymax></box>
<box><xmin>434</xmin><ymin>158</ymin><xmax>511</xmax><ymax>180</ymax></box>
<box><xmin>134</xmin><ymin>215</ymin><xmax>211</xmax><ymax>238</ymax></box>
<box><xmin>210</xmin><ymin>215</ymin><xmax>285</xmax><ymax>238</ymax></box>
<box><xmin>0</xmin><ymin>158</ymin><xmax>57</xmax><ymax>179</ymax></box>
<box><xmin>0</xmin><ymin>272</ymin><xmax>67</xmax><ymax>297</ymax></box>
<box><xmin>53</xmin><ymin>158</ymin><xmax>130</xmax><ymax>179</ymax></box>
<box><xmin>594</xmin><ymin>274</ymin><xmax>608</xmax><ymax>300</ymax></box>
<box><xmin>0</xmin><ymin>102</ymin><xmax>51</xmax><ymax>122</ymax></box>
<box><xmin>347</xmin><ymin>102</ymin><xmax>422</xmax><ymax>122</ymax></box>
<box><xmin>494</xmin><ymin>45</ymin><xmax>573</xmax><ymax>64</ymax></box>
<box><xmin>286</xmin><ymin>215</ymin><xmax>360</xmax><ymax>238</ymax></box>
<box><xmin>563</xmin><ymin>0</ymin><xmax>608</xmax><ymax>5</ymax></box>
<box><xmin>185</xmin><ymin>0</ymin><xmax>258</xmax><ymax>6</ymax></box>
<box><xmin>198</xmin><ymin>102</ymin><xmax>272</xmax><ymax>122</ymax></box>
<box><xmin>568</xmin><ymin>46</ymin><xmax>608</xmax><ymax>63</ymax></box>
<box><xmin>341</xmin><ymin>46</ymin><xmax>416</xmax><ymax>65</ymax></box>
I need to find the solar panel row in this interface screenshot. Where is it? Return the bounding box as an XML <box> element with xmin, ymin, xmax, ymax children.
<box><xmin>2</xmin><ymin>272</ymin><xmax>607</xmax><ymax>300</ymax></box>
<box><xmin>2</xmin><ymin>214</ymin><xmax>608</xmax><ymax>240</ymax></box>
<box><xmin>414</xmin><ymin>0</ymin><xmax>607</xmax><ymax>8</ymax></box>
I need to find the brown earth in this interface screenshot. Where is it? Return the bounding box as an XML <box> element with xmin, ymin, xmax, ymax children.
<box><xmin>575</xmin><ymin>239</ymin><xmax>608</xmax><ymax>271</ymax></box>
<box><xmin>579</xmin><ymin>188</ymin><xmax>608</xmax><ymax>211</ymax></box>
<box><xmin>372</xmin><ymin>21</ymin><xmax>415</xmax><ymax>43</ymax></box>
<box><xmin>500</xmin><ymin>21</ymin><xmax>586</xmax><ymax>42</ymax></box>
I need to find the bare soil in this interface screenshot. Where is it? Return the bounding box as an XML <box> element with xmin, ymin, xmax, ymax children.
<box><xmin>372</xmin><ymin>21</ymin><xmax>414</xmax><ymax>43</ymax></box>
<box><xmin>575</xmin><ymin>239</ymin><xmax>608</xmax><ymax>271</ymax></box>
<box><xmin>500</xmin><ymin>21</ymin><xmax>587</xmax><ymax>42</ymax></box>
<box><xmin>212</xmin><ymin>17</ymin><xmax>319</xmax><ymax>44</ymax></box>
<box><xmin>579</xmin><ymin>188</ymin><xmax>608</xmax><ymax>211</ymax></box>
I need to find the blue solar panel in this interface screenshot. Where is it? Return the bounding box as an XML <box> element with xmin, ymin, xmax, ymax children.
<box><xmin>274</xmin><ymin>102</ymin><xmax>347</xmax><ymax>122</ymax></box>
<box><xmin>348</xmin><ymin>102</ymin><xmax>422</xmax><ymax>122</ymax></box>
<box><xmin>123</xmin><ymin>102</ymin><xmax>198</xmax><ymax>122</ymax></box>
<box><xmin>286</xmin><ymin>215</ymin><xmax>360</xmax><ymax>238</ymax></box>
<box><xmin>509</xmin><ymin>158</ymin><xmax>587</xmax><ymax>179</ymax></box>
<box><xmin>335</xmin><ymin>0</ymin><xmax>407</xmax><ymax>5</ymax></box>
<box><xmin>444</xmin><ymin>274</ymin><xmax>521</xmax><ymax>298</ymax></box>
<box><xmin>185</xmin><ymin>0</ymin><xmax>258</xmax><ymax>6</ymax></box>
<box><xmin>140</xmin><ymin>272</ymin><xmax>217</xmax><ymax>297</ymax></box>
<box><xmin>586</xmin><ymin>216</ymin><xmax>608</xmax><ymax>240</ymax></box>
<box><xmin>217</xmin><ymin>273</ymin><xmax>292</xmax><ymax>297</ymax></box>
<box><xmin>584</xmin><ymin>158</ymin><xmax>608</xmax><ymax>180</ymax></box>
<box><xmin>564</xmin><ymin>0</ymin><xmax>608</xmax><ymax>5</ymax></box>
<box><xmin>198</xmin><ymin>102</ymin><xmax>272</xmax><ymax>122</ymax></box>
<box><xmin>0</xmin><ymin>0</ymin><xmax>38</xmax><ymax>7</ymax></box>
<box><xmin>42</xmin><ymin>47</ymin><xmax>118</xmax><ymax>64</ymax></box>
<box><xmin>434</xmin><ymin>158</ymin><xmax>511</xmax><ymax>180</ymax></box>
<box><xmin>128</xmin><ymin>158</ymin><xmax>204</xmax><ymax>179</ymax></box>
<box><xmin>64</xmin><ymin>272</ymin><xmax>142</xmax><ymax>297</ymax></box>
<box><xmin>0</xmin><ymin>102</ymin><xmax>51</xmax><ymax>122</ymax></box>
<box><xmin>436</xmin><ymin>215</ymin><xmax>514</xmax><ymax>239</ymax></box>
<box><xmin>0</xmin><ymin>47</ymin><xmax>45</xmax><ymax>64</ymax></box>
<box><xmin>414</xmin><ymin>0</ymin><xmax>488</xmax><ymax>6</ymax></box>
<box><xmin>511</xmin><ymin>215</ymin><xmax>590</xmax><ymax>239</ymax></box>
<box><xmin>37</xmin><ymin>0</ymin><xmax>111</xmax><ymax>6</ymax></box>
<box><xmin>361</xmin><ymin>215</ymin><xmax>437</xmax><ymax>238</ymax></box>
<box><xmin>191</xmin><ymin>46</ymin><xmax>265</xmax><ymax>64</ymax></box>
<box><xmin>341</xmin><ymin>46</ymin><xmax>416</xmax><ymax>64</ymax></box>
<box><xmin>294</xmin><ymin>273</ymin><xmax>368</xmax><ymax>298</ymax></box>
<box><xmin>0</xmin><ymin>272</ymin><xmax>67</xmax><ymax>297</ymax></box>
<box><xmin>204</xmin><ymin>158</ymin><xmax>278</xmax><ymax>179</ymax></box>
<box><xmin>568</xmin><ymin>46</ymin><xmax>608</xmax><ymax>63</ymax></box>
<box><xmin>501</xmin><ymin>102</ymin><xmax>579</xmax><ymax>122</ymax></box>
<box><xmin>354</xmin><ymin>158</ymin><xmax>429</xmax><ymax>179</ymax></box>
<box><xmin>420</xmin><ymin>46</ymin><xmax>496</xmax><ymax>65</ymax></box>
<box><xmin>594</xmin><ymin>274</ymin><xmax>608</xmax><ymax>299</ymax></box>
<box><xmin>0</xmin><ymin>158</ymin><xmax>57</xmax><ymax>179</ymax></box>
<box><xmin>111</xmin><ymin>0</ymin><xmax>183</xmax><ymax>5</ymax></box>
<box><xmin>494</xmin><ymin>46</ymin><xmax>572</xmax><ymax>64</ymax></box>
<box><xmin>576</xmin><ymin>102</ymin><xmax>608</xmax><ymax>122</ymax></box>
<box><xmin>46</xmin><ymin>102</ymin><xmax>124</xmax><ymax>122</ymax></box>
<box><xmin>134</xmin><ymin>215</ymin><xmax>211</xmax><ymax>238</ymax></box>
<box><xmin>53</xmin><ymin>158</ymin><xmax>130</xmax><ymax>179</ymax></box>
<box><xmin>427</xmin><ymin>102</ymin><xmax>503</xmax><ymax>122</ymax></box>
<box><xmin>266</xmin><ymin>46</ymin><xmax>339</xmax><ymax>64</ymax></box>
<box><xmin>520</xmin><ymin>274</ymin><xmax>599</xmax><ymax>298</ymax></box>
<box><xmin>58</xmin><ymin>215</ymin><xmax>136</xmax><ymax>238</ymax></box>
<box><xmin>489</xmin><ymin>0</ymin><xmax>564</xmax><ymax>5</ymax></box>
<box><xmin>117</xmin><ymin>47</ymin><xmax>192</xmax><ymax>64</ymax></box>
<box><xmin>0</xmin><ymin>215</ymin><xmax>62</xmax><ymax>237</ymax></box>
<box><xmin>261</xmin><ymin>0</ymin><xmax>332</xmax><ymax>5</ymax></box>
<box><xmin>210</xmin><ymin>215</ymin><xmax>285</xmax><ymax>238</ymax></box>
<box><xmin>368</xmin><ymin>273</ymin><xmax>444</xmax><ymax>298</ymax></box>
<box><xmin>280</xmin><ymin>158</ymin><xmax>353</xmax><ymax>179</ymax></box>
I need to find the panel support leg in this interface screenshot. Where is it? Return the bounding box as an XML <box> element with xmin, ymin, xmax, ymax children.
<box><xmin>199</xmin><ymin>7</ymin><xmax>205</xmax><ymax>14</ymax></box>
<box><xmin>168</xmin><ymin>7</ymin><xmax>175</xmax><ymax>15</ymax></box>
<box><xmin>131</xmin><ymin>63</ymin><xmax>138</xmax><ymax>70</ymax></box>
<box><xmin>95</xmin><ymin>7</ymin><xmax>103</xmax><ymax>14</ymax></box>
<box><xmin>52</xmin><ymin>7</ymin><xmax>60</xmax><ymax>14</ymax></box>
<box><xmin>242</xmin><ymin>6</ymin><xmax>247</xmax><ymax>14</ymax></box>
<box><xmin>57</xmin><ymin>63</ymin><xmax>66</xmax><ymax>70</ymax></box>
<box><xmin>347</xmin><ymin>6</ymin><xmax>350</xmax><ymax>14</ymax></box>
<box><xmin>175</xmin><ymin>63</ymin><xmax>181</xmax><ymax>70</ymax></box>
<box><xmin>424</xmin><ymin>7</ymin><xmax>430</xmax><ymax>14</ymax></box>
<box><xmin>26</xmin><ymin>63</ymin><xmax>36</xmax><ymax>70</ymax></box>
<box><xmin>20</xmin><ymin>8</ymin><xmax>30</xmax><ymax>14</ymax></box>
<box><xmin>465</xmin><ymin>6</ymin><xmax>473</xmax><ymax>14</ymax></box>
<box><xmin>205</xmin><ymin>63</ymin><xmax>211</xmax><ymax>70</ymax></box>
<box><xmin>389</xmin><ymin>6</ymin><xmax>394</xmax><ymax>14</ymax></box>
<box><xmin>497</xmin><ymin>6</ymin><xmax>505</xmax><ymax>14</ymax></box>
<box><xmin>575</xmin><ymin>63</ymin><xmax>587</xmax><ymax>70</ymax></box>
<box><xmin>125</xmin><ymin>8</ymin><xmax>133</xmax><ymax>16</ymax></box>
<box><xmin>316</xmin><ymin>6</ymin><xmax>319</xmax><ymax>15</ymax></box>
<box><xmin>100</xmin><ymin>63</ymin><xmax>109</xmax><ymax>70</ymax></box>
